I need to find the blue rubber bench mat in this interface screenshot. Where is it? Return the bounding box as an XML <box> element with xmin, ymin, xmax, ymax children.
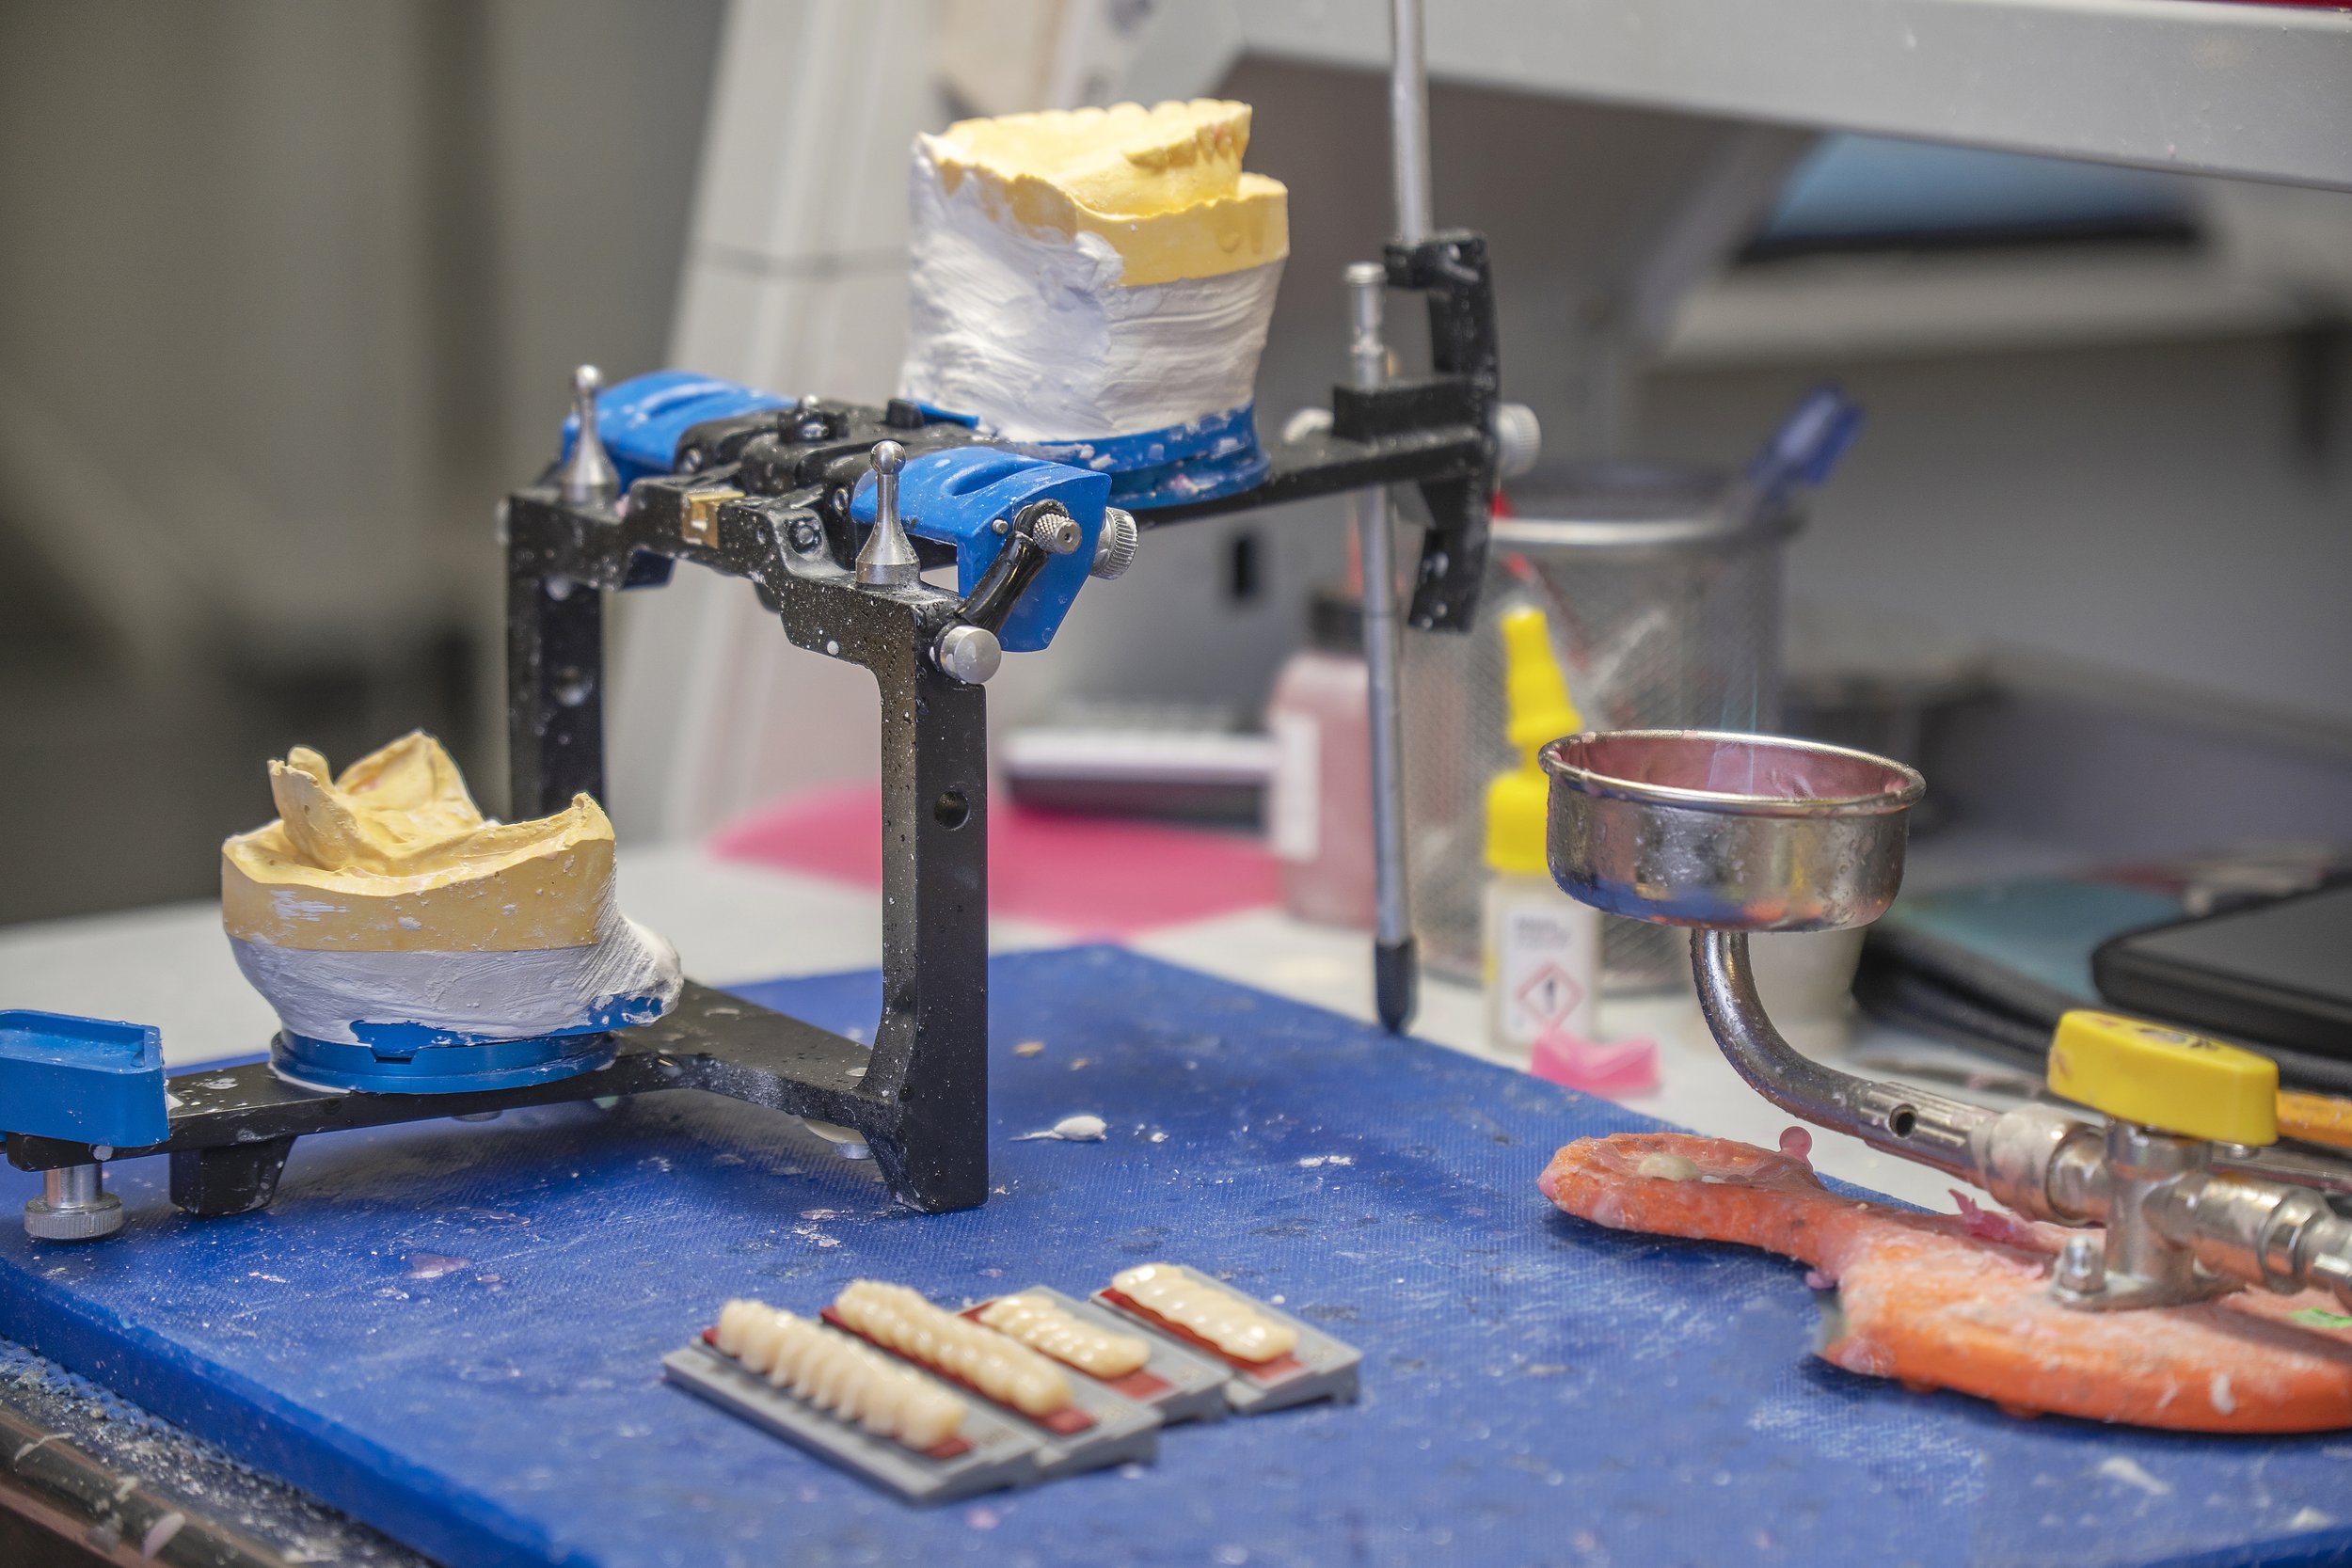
<box><xmin>2</xmin><ymin>945</ymin><xmax>2349</xmax><ymax>1568</ymax></box>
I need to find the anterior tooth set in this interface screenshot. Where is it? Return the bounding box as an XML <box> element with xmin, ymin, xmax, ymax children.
<box><xmin>666</xmin><ymin>1265</ymin><xmax>1359</xmax><ymax>1504</ymax></box>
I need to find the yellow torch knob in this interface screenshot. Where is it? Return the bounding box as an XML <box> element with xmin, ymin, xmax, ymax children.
<box><xmin>2046</xmin><ymin>1009</ymin><xmax>2278</xmax><ymax>1146</ymax></box>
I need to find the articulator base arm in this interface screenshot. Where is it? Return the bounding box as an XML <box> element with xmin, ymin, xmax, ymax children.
<box><xmin>8</xmin><ymin>982</ymin><xmax>978</xmax><ymax>1223</ymax></box>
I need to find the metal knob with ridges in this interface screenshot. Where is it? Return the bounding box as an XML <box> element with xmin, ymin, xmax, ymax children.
<box><xmin>1089</xmin><ymin>507</ymin><xmax>1139</xmax><ymax>580</ymax></box>
<box><xmin>1494</xmin><ymin>402</ymin><xmax>1542</xmax><ymax>479</ymax></box>
<box><xmin>24</xmin><ymin>1164</ymin><xmax>124</xmax><ymax>1243</ymax></box>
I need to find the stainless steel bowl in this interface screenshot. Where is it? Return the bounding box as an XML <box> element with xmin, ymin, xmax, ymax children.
<box><xmin>1542</xmin><ymin>729</ymin><xmax>1924</xmax><ymax>932</ymax></box>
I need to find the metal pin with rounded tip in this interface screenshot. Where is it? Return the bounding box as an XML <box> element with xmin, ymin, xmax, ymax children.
<box><xmin>557</xmin><ymin>364</ymin><xmax>620</xmax><ymax>507</ymax></box>
<box><xmin>856</xmin><ymin>440</ymin><xmax>921</xmax><ymax>589</ymax></box>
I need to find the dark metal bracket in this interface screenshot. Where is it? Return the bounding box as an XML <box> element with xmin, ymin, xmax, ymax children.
<box><xmin>7</xmin><ymin>230</ymin><xmax>1507</xmax><ymax>1224</ymax></box>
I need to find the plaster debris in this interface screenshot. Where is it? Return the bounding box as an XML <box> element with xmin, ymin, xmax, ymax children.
<box><xmin>1635</xmin><ymin>1151</ymin><xmax>1702</xmax><ymax>1181</ymax></box>
<box><xmin>2093</xmin><ymin>1456</ymin><xmax>2171</xmax><ymax>1497</ymax></box>
<box><xmin>1015</xmin><ymin>1115</ymin><xmax>1108</xmax><ymax>1143</ymax></box>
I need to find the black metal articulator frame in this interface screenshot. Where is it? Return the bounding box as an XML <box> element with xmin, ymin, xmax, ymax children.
<box><xmin>4</xmin><ymin>231</ymin><xmax>1505</xmax><ymax>1220</ymax></box>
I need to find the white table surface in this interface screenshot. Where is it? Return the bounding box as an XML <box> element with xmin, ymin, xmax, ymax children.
<box><xmin>0</xmin><ymin>843</ymin><xmax>2013</xmax><ymax>1211</ymax></box>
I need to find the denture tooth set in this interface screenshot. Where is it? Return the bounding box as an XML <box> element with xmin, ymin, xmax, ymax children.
<box><xmin>663</xmin><ymin>1264</ymin><xmax>1359</xmax><ymax>1504</ymax></box>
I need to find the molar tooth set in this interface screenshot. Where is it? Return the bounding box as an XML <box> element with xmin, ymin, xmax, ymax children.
<box><xmin>664</xmin><ymin>1264</ymin><xmax>1359</xmax><ymax>1504</ymax></box>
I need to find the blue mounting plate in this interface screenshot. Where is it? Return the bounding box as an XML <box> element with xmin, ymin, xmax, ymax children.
<box><xmin>0</xmin><ymin>1009</ymin><xmax>167</xmax><ymax>1148</ymax></box>
<box><xmin>1</xmin><ymin>948</ymin><xmax>2347</xmax><ymax>1568</ymax></box>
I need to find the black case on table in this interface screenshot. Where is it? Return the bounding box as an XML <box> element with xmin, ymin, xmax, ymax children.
<box><xmin>2093</xmin><ymin>881</ymin><xmax>2352</xmax><ymax>1063</ymax></box>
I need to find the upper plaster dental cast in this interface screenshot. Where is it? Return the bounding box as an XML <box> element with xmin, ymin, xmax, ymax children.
<box><xmin>898</xmin><ymin>99</ymin><xmax>1289</xmax><ymax>503</ymax></box>
<box><xmin>221</xmin><ymin>733</ymin><xmax>680</xmax><ymax>1079</ymax></box>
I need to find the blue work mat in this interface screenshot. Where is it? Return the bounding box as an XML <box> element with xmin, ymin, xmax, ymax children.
<box><xmin>2</xmin><ymin>946</ymin><xmax>2349</xmax><ymax>1568</ymax></box>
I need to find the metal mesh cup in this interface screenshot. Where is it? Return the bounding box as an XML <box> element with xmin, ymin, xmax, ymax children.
<box><xmin>1401</xmin><ymin>461</ymin><xmax>1798</xmax><ymax>989</ymax></box>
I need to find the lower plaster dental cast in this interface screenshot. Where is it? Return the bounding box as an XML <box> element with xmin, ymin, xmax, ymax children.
<box><xmin>221</xmin><ymin>732</ymin><xmax>680</xmax><ymax>1090</ymax></box>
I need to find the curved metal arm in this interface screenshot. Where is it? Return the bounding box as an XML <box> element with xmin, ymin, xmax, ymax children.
<box><xmin>1691</xmin><ymin>929</ymin><xmax>1995</xmax><ymax>1180</ymax></box>
<box><xmin>1692</xmin><ymin>929</ymin><xmax>2352</xmax><ymax>1308</ymax></box>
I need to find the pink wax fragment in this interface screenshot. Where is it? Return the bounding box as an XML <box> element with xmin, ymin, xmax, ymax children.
<box><xmin>1950</xmin><ymin>1189</ymin><xmax>2042</xmax><ymax>1249</ymax></box>
<box><xmin>1779</xmin><ymin>1126</ymin><xmax>1814</xmax><ymax>1164</ymax></box>
<box><xmin>1530</xmin><ymin>1030</ymin><xmax>1659</xmax><ymax>1097</ymax></box>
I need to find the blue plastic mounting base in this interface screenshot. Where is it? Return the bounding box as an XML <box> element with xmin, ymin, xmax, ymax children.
<box><xmin>271</xmin><ymin>1027</ymin><xmax>621</xmax><ymax>1096</ymax></box>
<box><xmin>0</xmin><ymin>1011</ymin><xmax>168</xmax><ymax>1148</ymax></box>
<box><xmin>1027</xmin><ymin>403</ymin><xmax>1271</xmax><ymax>510</ymax></box>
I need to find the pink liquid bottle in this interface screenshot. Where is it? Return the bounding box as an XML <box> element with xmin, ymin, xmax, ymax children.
<box><xmin>1264</xmin><ymin>586</ymin><xmax>1375</xmax><ymax>929</ymax></box>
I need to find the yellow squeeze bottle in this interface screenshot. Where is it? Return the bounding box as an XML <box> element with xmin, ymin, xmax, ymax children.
<box><xmin>1483</xmin><ymin>607</ymin><xmax>1601</xmax><ymax>1061</ymax></box>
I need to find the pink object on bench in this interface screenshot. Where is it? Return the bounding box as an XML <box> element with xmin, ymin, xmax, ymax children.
<box><xmin>710</xmin><ymin>782</ymin><xmax>1280</xmax><ymax>938</ymax></box>
<box><xmin>1529</xmin><ymin>1029</ymin><xmax>1659</xmax><ymax>1097</ymax></box>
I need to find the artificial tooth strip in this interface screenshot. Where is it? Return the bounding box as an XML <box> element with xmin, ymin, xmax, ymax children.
<box><xmin>714</xmin><ymin>1298</ymin><xmax>965</xmax><ymax>1451</ymax></box>
<box><xmin>1108</xmin><ymin>1264</ymin><xmax>1297</xmax><ymax>1364</ymax></box>
<box><xmin>977</xmin><ymin>1292</ymin><xmax>1152</xmax><ymax>1378</ymax></box>
<box><xmin>833</xmin><ymin>1280</ymin><xmax>1073</xmax><ymax>1418</ymax></box>
<box><xmin>1094</xmin><ymin>1262</ymin><xmax>1361</xmax><ymax>1416</ymax></box>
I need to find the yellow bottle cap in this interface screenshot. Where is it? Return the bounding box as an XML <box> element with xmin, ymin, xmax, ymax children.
<box><xmin>1500</xmin><ymin>606</ymin><xmax>1581</xmax><ymax>757</ymax></box>
<box><xmin>2046</xmin><ymin>1009</ymin><xmax>2279</xmax><ymax>1145</ymax></box>
<box><xmin>1485</xmin><ymin>606</ymin><xmax>1582</xmax><ymax>875</ymax></box>
<box><xmin>1484</xmin><ymin>768</ymin><xmax>1549</xmax><ymax>876</ymax></box>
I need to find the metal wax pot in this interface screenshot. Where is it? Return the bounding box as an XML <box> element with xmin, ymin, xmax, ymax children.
<box><xmin>1541</xmin><ymin>730</ymin><xmax>1924</xmax><ymax>933</ymax></box>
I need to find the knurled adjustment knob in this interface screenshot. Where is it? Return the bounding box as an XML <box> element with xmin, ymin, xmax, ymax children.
<box><xmin>2046</xmin><ymin>1009</ymin><xmax>2278</xmax><ymax>1146</ymax></box>
<box><xmin>1089</xmin><ymin>507</ymin><xmax>1139</xmax><ymax>581</ymax></box>
<box><xmin>24</xmin><ymin>1164</ymin><xmax>125</xmax><ymax>1243</ymax></box>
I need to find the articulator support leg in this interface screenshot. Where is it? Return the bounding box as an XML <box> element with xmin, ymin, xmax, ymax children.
<box><xmin>506</xmin><ymin>496</ymin><xmax>991</xmax><ymax>1215</ymax></box>
<box><xmin>171</xmin><ymin>1138</ymin><xmax>297</xmax><ymax>1219</ymax></box>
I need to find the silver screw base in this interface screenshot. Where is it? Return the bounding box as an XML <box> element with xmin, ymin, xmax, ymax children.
<box><xmin>24</xmin><ymin>1164</ymin><xmax>124</xmax><ymax>1243</ymax></box>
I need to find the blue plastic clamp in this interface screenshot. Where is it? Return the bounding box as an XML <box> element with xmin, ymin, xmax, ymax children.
<box><xmin>850</xmin><ymin>446</ymin><xmax>1111</xmax><ymax>653</ymax></box>
<box><xmin>557</xmin><ymin>369</ymin><xmax>790</xmax><ymax>491</ymax></box>
<box><xmin>0</xmin><ymin>1010</ymin><xmax>169</xmax><ymax>1148</ymax></box>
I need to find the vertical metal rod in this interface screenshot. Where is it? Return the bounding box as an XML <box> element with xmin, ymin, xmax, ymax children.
<box><xmin>1349</xmin><ymin>262</ymin><xmax>1417</xmax><ymax>1031</ymax></box>
<box><xmin>1389</xmin><ymin>0</ymin><xmax>1433</xmax><ymax>244</ymax></box>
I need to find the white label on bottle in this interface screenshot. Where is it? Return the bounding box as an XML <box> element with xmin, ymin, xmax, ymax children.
<box><xmin>1267</xmin><ymin>710</ymin><xmax>1320</xmax><ymax>863</ymax></box>
<box><xmin>1492</xmin><ymin>887</ymin><xmax>1600</xmax><ymax>1047</ymax></box>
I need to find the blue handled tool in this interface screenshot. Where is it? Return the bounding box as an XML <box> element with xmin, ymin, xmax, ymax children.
<box><xmin>1742</xmin><ymin>382</ymin><xmax>1865</xmax><ymax>515</ymax></box>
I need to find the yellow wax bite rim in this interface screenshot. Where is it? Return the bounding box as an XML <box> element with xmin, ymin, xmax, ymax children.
<box><xmin>928</xmin><ymin>99</ymin><xmax>1289</xmax><ymax>287</ymax></box>
<box><xmin>221</xmin><ymin>732</ymin><xmax>615</xmax><ymax>953</ymax></box>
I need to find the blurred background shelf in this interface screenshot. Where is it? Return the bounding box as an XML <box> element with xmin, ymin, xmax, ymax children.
<box><xmin>1140</xmin><ymin>0</ymin><xmax>2352</xmax><ymax>193</ymax></box>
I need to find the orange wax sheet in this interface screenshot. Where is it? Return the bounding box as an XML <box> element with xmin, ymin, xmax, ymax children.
<box><xmin>1537</xmin><ymin>1132</ymin><xmax>2352</xmax><ymax>1433</ymax></box>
